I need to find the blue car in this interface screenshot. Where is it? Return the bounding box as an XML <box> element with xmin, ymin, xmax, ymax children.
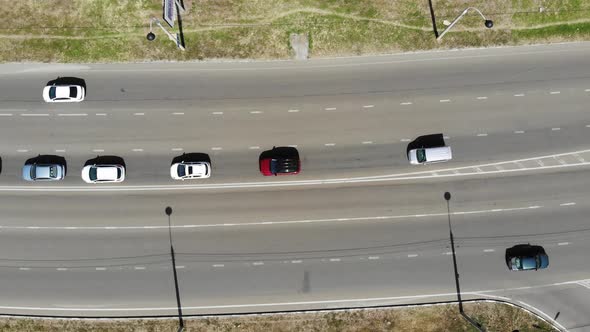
<box><xmin>22</xmin><ymin>163</ymin><xmax>65</xmax><ymax>181</ymax></box>
<box><xmin>505</xmin><ymin>244</ymin><xmax>549</xmax><ymax>271</ymax></box>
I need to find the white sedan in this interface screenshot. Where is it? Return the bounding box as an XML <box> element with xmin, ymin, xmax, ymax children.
<box><xmin>43</xmin><ymin>84</ymin><xmax>85</xmax><ymax>102</ymax></box>
<box><xmin>170</xmin><ymin>161</ymin><xmax>211</xmax><ymax>180</ymax></box>
<box><xmin>81</xmin><ymin>164</ymin><xmax>125</xmax><ymax>183</ymax></box>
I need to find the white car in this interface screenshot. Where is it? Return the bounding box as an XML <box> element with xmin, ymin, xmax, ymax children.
<box><xmin>170</xmin><ymin>161</ymin><xmax>211</xmax><ymax>180</ymax></box>
<box><xmin>81</xmin><ymin>164</ymin><xmax>125</xmax><ymax>183</ymax></box>
<box><xmin>43</xmin><ymin>84</ymin><xmax>85</xmax><ymax>102</ymax></box>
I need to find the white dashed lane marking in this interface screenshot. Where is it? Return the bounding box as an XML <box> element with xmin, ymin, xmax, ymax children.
<box><xmin>95</xmin><ymin>113</ymin><xmax>107</xmax><ymax>116</ymax></box>
<box><xmin>171</xmin><ymin>148</ymin><xmax>183</xmax><ymax>151</ymax></box>
<box><xmin>132</xmin><ymin>148</ymin><xmax>144</xmax><ymax>152</ymax></box>
<box><xmin>586</xmin><ymin>89</ymin><xmax>590</xmax><ymax>92</ymax></box>
<box><xmin>483</xmin><ymin>249</ymin><xmax>495</xmax><ymax>253</ymax></box>
<box><xmin>249</xmin><ymin>111</ymin><xmax>263</xmax><ymax>114</ymax></box>
<box><xmin>514</xmin><ymin>93</ymin><xmax>525</xmax><ymax>97</ymax></box>
<box><xmin>550</xmin><ymin>91</ymin><xmax>560</xmax><ymax>94</ymax></box>
<box><xmin>329</xmin><ymin>258</ymin><xmax>341</xmax><ymax>262</ymax></box>
<box><xmin>552</xmin><ymin>127</ymin><xmax>561</xmax><ymax>131</ymax></box>
<box><xmin>92</xmin><ymin>149</ymin><xmax>105</xmax><ymax>152</ymax></box>
<box><xmin>55</xmin><ymin>149</ymin><xmax>66</xmax><ymax>153</ymax></box>
<box><xmin>407</xmin><ymin>254</ymin><xmax>418</xmax><ymax>258</ymax></box>
<box><xmin>133</xmin><ymin>113</ymin><xmax>145</xmax><ymax>116</ymax></box>
<box><xmin>16</xmin><ymin>149</ymin><xmax>28</xmax><ymax>153</ymax></box>
<box><xmin>176</xmin><ymin>266</ymin><xmax>185</xmax><ymax>269</ymax></box>
<box><xmin>212</xmin><ymin>264</ymin><xmax>224</xmax><ymax>268</ymax></box>
<box><xmin>249</xmin><ymin>146</ymin><xmax>260</xmax><ymax>150</ymax></box>
<box><xmin>560</xmin><ymin>202</ymin><xmax>576</xmax><ymax>206</ymax></box>
<box><xmin>362</xmin><ymin>141</ymin><xmax>373</xmax><ymax>144</ymax></box>
<box><xmin>368</xmin><ymin>256</ymin><xmax>380</xmax><ymax>260</ymax></box>
<box><xmin>19</xmin><ymin>267</ymin><xmax>30</xmax><ymax>271</ymax></box>
<box><xmin>363</xmin><ymin>105</ymin><xmax>375</xmax><ymax>108</ymax></box>
<box><xmin>400</xmin><ymin>138</ymin><xmax>411</xmax><ymax>142</ymax></box>
<box><xmin>324</xmin><ymin>143</ymin><xmax>336</xmax><ymax>146</ymax></box>
<box><xmin>212</xmin><ymin>111</ymin><xmax>224</xmax><ymax>115</ymax></box>
<box><xmin>400</xmin><ymin>102</ymin><xmax>413</xmax><ymax>105</ymax></box>
<box><xmin>57</xmin><ymin>268</ymin><xmax>68</xmax><ymax>271</ymax></box>
<box><xmin>291</xmin><ymin>260</ymin><xmax>302</xmax><ymax>264</ymax></box>
<box><xmin>58</xmin><ymin>113</ymin><xmax>87</xmax><ymax>117</ymax></box>
<box><xmin>287</xmin><ymin>144</ymin><xmax>298</xmax><ymax>148</ymax></box>
<box><xmin>172</xmin><ymin>112</ymin><xmax>184</xmax><ymax>115</ymax></box>
<box><xmin>134</xmin><ymin>267</ymin><xmax>146</xmax><ymax>270</ymax></box>
<box><xmin>252</xmin><ymin>262</ymin><xmax>264</xmax><ymax>266</ymax></box>
<box><xmin>477</xmin><ymin>133</ymin><xmax>488</xmax><ymax>137</ymax></box>
<box><xmin>439</xmin><ymin>99</ymin><xmax>451</xmax><ymax>103</ymax></box>
<box><xmin>211</xmin><ymin>147</ymin><xmax>223</xmax><ymax>151</ymax></box>
<box><xmin>514</xmin><ymin>130</ymin><xmax>525</xmax><ymax>134</ymax></box>
<box><xmin>21</xmin><ymin>113</ymin><xmax>49</xmax><ymax>117</ymax></box>
<box><xmin>476</xmin><ymin>96</ymin><xmax>488</xmax><ymax>100</ymax></box>
<box><xmin>288</xmin><ymin>109</ymin><xmax>300</xmax><ymax>113</ymax></box>
<box><xmin>0</xmin><ymin>113</ymin><xmax>13</xmax><ymax>116</ymax></box>
<box><xmin>558</xmin><ymin>242</ymin><xmax>570</xmax><ymax>246</ymax></box>
<box><xmin>95</xmin><ymin>267</ymin><xmax>106</xmax><ymax>271</ymax></box>
<box><xmin>325</xmin><ymin>107</ymin><xmax>337</xmax><ymax>111</ymax></box>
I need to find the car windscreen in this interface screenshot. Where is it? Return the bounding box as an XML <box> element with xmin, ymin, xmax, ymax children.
<box><xmin>417</xmin><ymin>149</ymin><xmax>427</xmax><ymax>163</ymax></box>
<box><xmin>89</xmin><ymin>167</ymin><xmax>98</xmax><ymax>181</ymax></box>
<box><xmin>177</xmin><ymin>165</ymin><xmax>186</xmax><ymax>177</ymax></box>
<box><xmin>117</xmin><ymin>168</ymin><xmax>122</xmax><ymax>178</ymax></box>
<box><xmin>49</xmin><ymin>87</ymin><xmax>57</xmax><ymax>99</ymax></box>
<box><xmin>69</xmin><ymin>87</ymin><xmax>77</xmax><ymax>97</ymax></box>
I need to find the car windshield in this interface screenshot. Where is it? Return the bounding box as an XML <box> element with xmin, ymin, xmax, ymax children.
<box><xmin>49</xmin><ymin>87</ymin><xmax>56</xmax><ymax>99</ymax></box>
<box><xmin>417</xmin><ymin>149</ymin><xmax>427</xmax><ymax>163</ymax></box>
<box><xmin>89</xmin><ymin>167</ymin><xmax>98</xmax><ymax>181</ymax></box>
<box><xmin>117</xmin><ymin>168</ymin><xmax>122</xmax><ymax>178</ymax></box>
<box><xmin>30</xmin><ymin>165</ymin><xmax>37</xmax><ymax>179</ymax></box>
<box><xmin>69</xmin><ymin>87</ymin><xmax>77</xmax><ymax>97</ymax></box>
<box><xmin>177</xmin><ymin>165</ymin><xmax>186</xmax><ymax>177</ymax></box>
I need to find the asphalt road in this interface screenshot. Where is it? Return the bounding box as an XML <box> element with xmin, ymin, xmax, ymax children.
<box><xmin>1</xmin><ymin>42</ymin><xmax>590</xmax><ymax>330</ymax></box>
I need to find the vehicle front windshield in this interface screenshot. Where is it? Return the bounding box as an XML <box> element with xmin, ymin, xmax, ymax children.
<box><xmin>417</xmin><ymin>149</ymin><xmax>427</xmax><ymax>163</ymax></box>
<box><xmin>69</xmin><ymin>87</ymin><xmax>77</xmax><ymax>97</ymax></box>
<box><xmin>89</xmin><ymin>167</ymin><xmax>97</xmax><ymax>181</ymax></box>
<box><xmin>30</xmin><ymin>165</ymin><xmax>36</xmax><ymax>179</ymax></box>
<box><xmin>49</xmin><ymin>87</ymin><xmax>56</xmax><ymax>99</ymax></box>
<box><xmin>177</xmin><ymin>165</ymin><xmax>186</xmax><ymax>177</ymax></box>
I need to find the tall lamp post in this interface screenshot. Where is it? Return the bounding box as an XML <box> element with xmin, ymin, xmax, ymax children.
<box><xmin>444</xmin><ymin>192</ymin><xmax>484</xmax><ymax>331</ymax></box>
<box><xmin>166</xmin><ymin>206</ymin><xmax>185</xmax><ymax>332</ymax></box>
<box><xmin>437</xmin><ymin>7</ymin><xmax>493</xmax><ymax>41</ymax></box>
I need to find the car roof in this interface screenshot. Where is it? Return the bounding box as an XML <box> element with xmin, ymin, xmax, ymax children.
<box><xmin>96</xmin><ymin>166</ymin><xmax>119</xmax><ymax>180</ymax></box>
<box><xmin>35</xmin><ymin>165</ymin><xmax>52</xmax><ymax>178</ymax></box>
<box><xmin>54</xmin><ymin>85</ymin><xmax>74</xmax><ymax>98</ymax></box>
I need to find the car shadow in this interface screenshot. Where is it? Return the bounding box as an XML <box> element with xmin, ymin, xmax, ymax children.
<box><xmin>84</xmin><ymin>155</ymin><xmax>125</xmax><ymax>168</ymax></box>
<box><xmin>46</xmin><ymin>77</ymin><xmax>87</xmax><ymax>95</ymax></box>
<box><xmin>259</xmin><ymin>146</ymin><xmax>299</xmax><ymax>161</ymax></box>
<box><xmin>24</xmin><ymin>155</ymin><xmax>68</xmax><ymax>175</ymax></box>
<box><xmin>406</xmin><ymin>133</ymin><xmax>446</xmax><ymax>157</ymax></box>
<box><xmin>171</xmin><ymin>153</ymin><xmax>211</xmax><ymax>165</ymax></box>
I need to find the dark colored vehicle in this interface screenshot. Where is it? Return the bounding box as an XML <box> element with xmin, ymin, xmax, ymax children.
<box><xmin>259</xmin><ymin>146</ymin><xmax>300</xmax><ymax>176</ymax></box>
<box><xmin>505</xmin><ymin>244</ymin><xmax>549</xmax><ymax>271</ymax></box>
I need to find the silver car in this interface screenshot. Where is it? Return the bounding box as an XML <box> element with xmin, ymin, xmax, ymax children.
<box><xmin>22</xmin><ymin>163</ymin><xmax>65</xmax><ymax>181</ymax></box>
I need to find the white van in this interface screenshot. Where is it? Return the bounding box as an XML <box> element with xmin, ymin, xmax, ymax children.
<box><xmin>408</xmin><ymin>146</ymin><xmax>452</xmax><ymax>165</ymax></box>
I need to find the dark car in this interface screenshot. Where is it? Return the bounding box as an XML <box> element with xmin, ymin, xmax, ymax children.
<box><xmin>259</xmin><ymin>146</ymin><xmax>300</xmax><ymax>176</ymax></box>
<box><xmin>505</xmin><ymin>244</ymin><xmax>549</xmax><ymax>271</ymax></box>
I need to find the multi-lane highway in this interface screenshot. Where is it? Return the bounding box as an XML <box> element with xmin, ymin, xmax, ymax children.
<box><xmin>1</xmin><ymin>42</ymin><xmax>590</xmax><ymax>330</ymax></box>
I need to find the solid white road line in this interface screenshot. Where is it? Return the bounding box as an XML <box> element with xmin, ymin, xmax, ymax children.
<box><xmin>559</xmin><ymin>202</ymin><xmax>576</xmax><ymax>206</ymax></box>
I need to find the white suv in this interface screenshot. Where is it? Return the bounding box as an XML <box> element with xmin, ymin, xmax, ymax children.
<box><xmin>81</xmin><ymin>164</ymin><xmax>125</xmax><ymax>183</ymax></box>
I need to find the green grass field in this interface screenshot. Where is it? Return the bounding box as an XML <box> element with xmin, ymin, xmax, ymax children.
<box><xmin>0</xmin><ymin>0</ymin><xmax>588</xmax><ymax>61</ymax></box>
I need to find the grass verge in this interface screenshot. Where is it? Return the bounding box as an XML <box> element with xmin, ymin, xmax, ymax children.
<box><xmin>0</xmin><ymin>302</ymin><xmax>555</xmax><ymax>332</ymax></box>
<box><xmin>0</xmin><ymin>0</ymin><xmax>588</xmax><ymax>61</ymax></box>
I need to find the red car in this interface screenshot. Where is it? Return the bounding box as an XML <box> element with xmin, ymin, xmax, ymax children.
<box><xmin>259</xmin><ymin>147</ymin><xmax>300</xmax><ymax>176</ymax></box>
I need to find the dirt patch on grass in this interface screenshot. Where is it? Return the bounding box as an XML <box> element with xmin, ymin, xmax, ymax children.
<box><xmin>0</xmin><ymin>0</ymin><xmax>588</xmax><ymax>62</ymax></box>
<box><xmin>0</xmin><ymin>302</ymin><xmax>555</xmax><ymax>332</ymax></box>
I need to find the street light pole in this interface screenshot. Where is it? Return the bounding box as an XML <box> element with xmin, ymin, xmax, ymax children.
<box><xmin>444</xmin><ymin>192</ymin><xmax>484</xmax><ymax>332</ymax></box>
<box><xmin>437</xmin><ymin>7</ymin><xmax>493</xmax><ymax>41</ymax></box>
<box><xmin>166</xmin><ymin>206</ymin><xmax>185</xmax><ymax>332</ymax></box>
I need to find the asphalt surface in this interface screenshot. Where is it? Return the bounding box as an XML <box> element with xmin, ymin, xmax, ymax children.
<box><xmin>1</xmin><ymin>42</ymin><xmax>590</xmax><ymax>330</ymax></box>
